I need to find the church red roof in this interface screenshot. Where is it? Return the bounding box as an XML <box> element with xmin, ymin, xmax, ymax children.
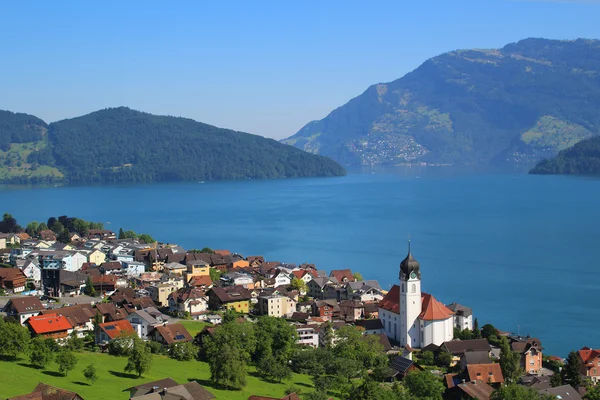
<box><xmin>419</xmin><ymin>293</ymin><xmax>454</xmax><ymax>321</ymax></box>
<box><xmin>378</xmin><ymin>285</ymin><xmax>453</xmax><ymax>321</ymax></box>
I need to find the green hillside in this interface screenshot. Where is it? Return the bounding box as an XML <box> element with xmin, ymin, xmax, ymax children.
<box><xmin>283</xmin><ymin>38</ymin><xmax>600</xmax><ymax>168</ymax></box>
<box><xmin>530</xmin><ymin>135</ymin><xmax>600</xmax><ymax>174</ymax></box>
<box><xmin>0</xmin><ymin>107</ymin><xmax>345</xmax><ymax>184</ymax></box>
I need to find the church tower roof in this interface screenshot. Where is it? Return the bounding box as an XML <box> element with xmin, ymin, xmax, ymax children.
<box><xmin>399</xmin><ymin>241</ymin><xmax>421</xmax><ymax>280</ymax></box>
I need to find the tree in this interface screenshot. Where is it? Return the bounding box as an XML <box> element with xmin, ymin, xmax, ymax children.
<box><xmin>499</xmin><ymin>336</ymin><xmax>522</xmax><ymax>384</ymax></box>
<box><xmin>347</xmin><ymin>376</ymin><xmax>398</xmax><ymax>400</ymax></box>
<box><xmin>584</xmin><ymin>384</ymin><xmax>600</xmax><ymax>400</ymax></box>
<box><xmin>124</xmin><ymin>338</ymin><xmax>153</xmax><ymax>377</ymax></box>
<box><xmin>436</xmin><ymin>350</ymin><xmax>453</xmax><ymax>368</ymax></box>
<box><xmin>83</xmin><ymin>364</ymin><xmax>98</xmax><ymax>384</ymax></box>
<box><xmin>50</xmin><ymin>221</ymin><xmax>65</xmax><ymax>235</ymax></box>
<box><xmin>118</xmin><ymin>228</ymin><xmax>125</xmax><ymax>239</ymax></box>
<box><xmin>65</xmin><ymin>330</ymin><xmax>84</xmax><ymax>350</ymax></box>
<box><xmin>563</xmin><ymin>350</ymin><xmax>582</xmax><ymax>387</ymax></box>
<box><xmin>419</xmin><ymin>350</ymin><xmax>435</xmax><ymax>365</ymax></box>
<box><xmin>108</xmin><ymin>332</ymin><xmax>136</xmax><ymax>356</ymax></box>
<box><xmin>491</xmin><ymin>383</ymin><xmax>548</xmax><ymax>400</ymax></box>
<box><xmin>84</xmin><ymin>276</ymin><xmax>96</xmax><ymax>297</ymax></box>
<box><xmin>29</xmin><ymin>337</ymin><xmax>54</xmax><ymax>368</ymax></box>
<box><xmin>473</xmin><ymin>318</ymin><xmax>481</xmax><ymax>339</ymax></box>
<box><xmin>0</xmin><ymin>213</ymin><xmax>19</xmax><ymax>233</ymax></box>
<box><xmin>320</xmin><ymin>321</ymin><xmax>334</xmax><ymax>349</ymax></box>
<box><xmin>550</xmin><ymin>372</ymin><xmax>562</xmax><ymax>387</ymax></box>
<box><xmin>289</xmin><ymin>277</ymin><xmax>307</xmax><ymax>293</ymax></box>
<box><xmin>209</xmin><ymin>267</ymin><xmax>222</xmax><ymax>283</ymax></box>
<box><xmin>168</xmin><ymin>342</ymin><xmax>198</xmax><ymax>361</ymax></box>
<box><xmin>353</xmin><ymin>272</ymin><xmax>364</xmax><ymax>282</ymax></box>
<box><xmin>0</xmin><ymin>319</ymin><xmax>30</xmax><ymax>359</ymax></box>
<box><xmin>56</xmin><ymin>350</ymin><xmax>78</xmax><ymax>376</ymax></box>
<box><xmin>137</xmin><ymin>233</ymin><xmax>155</xmax><ymax>244</ymax></box>
<box><xmin>404</xmin><ymin>370</ymin><xmax>445</xmax><ymax>400</ymax></box>
<box><xmin>25</xmin><ymin>221</ymin><xmax>39</xmax><ymax>236</ymax></box>
<box><xmin>205</xmin><ymin>320</ymin><xmax>256</xmax><ymax>389</ymax></box>
<box><xmin>57</xmin><ymin>228</ymin><xmax>71</xmax><ymax>243</ymax></box>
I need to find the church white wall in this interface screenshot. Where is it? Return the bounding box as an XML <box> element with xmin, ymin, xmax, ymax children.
<box><xmin>379</xmin><ymin>308</ymin><xmax>399</xmax><ymax>342</ymax></box>
<box><xmin>420</xmin><ymin>317</ymin><xmax>455</xmax><ymax>347</ymax></box>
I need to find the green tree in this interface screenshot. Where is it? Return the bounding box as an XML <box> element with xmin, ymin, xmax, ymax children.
<box><xmin>404</xmin><ymin>370</ymin><xmax>445</xmax><ymax>400</ymax></box>
<box><xmin>50</xmin><ymin>221</ymin><xmax>65</xmax><ymax>235</ymax></box>
<box><xmin>137</xmin><ymin>233</ymin><xmax>155</xmax><ymax>244</ymax></box>
<box><xmin>72</xmin><ymin>218</ymin><xmax>89</xmax><ymax>237</ymax></box>
<box><xmin>205</xmin><ymin>320</ymin><xmax>256</xmax><ymax>389</ymax></box>
<box><xmin>25</xmin><ymin>221</ymin><xmax>39</xmax><ymax>236</ymax></box>
<box><xmin>124</xmin><ymin>338</ymin><xmax>153</xmax><ymax>377</ymax></box>
<box><xmin>436</xmin><ymin>350</ymin><xmax>453</xmax><ymax>368</ymax></box>
<box><xmin>584</xmin><ymin>384</ymin><xmax>600</xmax><ymax>400</ymax></box>
<box><xmin>209</xmin><ymin>267</ymin><xmax>222</xmax><ymax>283</ymax></box>
<box><xmin>56</xmin><ymin>350</ymin><xmax>78</xmax><ymax>376</ymax></box>
<box><xmin>347</xmin><ymin>376</ymin><xmax>398</xmax><ymax>400</ymax></box>
<box><xmin>550</xmin><ymin>372</ymin><xmax>562</xmax><ymax>387</ymax></box>
<box><xmin>563</xmin><ymin>350</ymin><xmax>582</xmax><ymax>387</ymax></box>
<box><xmin>289</xmin><ymin>277</ymin><xmax>307</xmax><ymax>293</ymax></box>
<box><xmin>353</xmin><ymin>272</ymin><xmax>364</xmax><ymax>282</ymax></box>
<box><xmin>118</xmin><ymin>228</ymin><xmax>125</xmax><ymax>239</ymax></box>
<box><xmin>84</xmin><ymin>276</ymin><xmax>96</xmax><ymax>297</ymax></box>
<box><xmin>499</xmin><ymin>336</ymin><xmax>522</xmax><ymax>384</ymax></box>
<box><xmin>419</xmin><ymin>350</ymin><xmax>435</xmax><ymax>365</ymax></box>
<box><xmin>491</xmin><ymin>383</ymin><xmax>549</xmax><ymax>400</ymax></box>
<box><xmin>168</xmin><ymin>342</ymin><xmax>198</xmax><ymax>361</ymax></box>
<box><xmin>0</xmin><ymin>213</ymin><xmax>19</xmax><ymax>233</ymax></box>
<box><xmin>29</xmin><ymin>337</ymin><xmax>54</xmax><ymax>368</ymax></box>
<box><xmin>0</xmin><ymin>319</ymin><xmax>30</xmax><ymax>359</ymax></box>
<box><xmin>473</xmin><ymin>318</ymin><xmax>481</xmax><ymax>339</ymax></box>
<box><xmin>57</xmin><ymin>228</ymin><xmax>71</xmax><ymax>243</ymax></box>
<box><xmin>83</xmin><ymin>363</ymin><xmax>98</xmax><ymax>384</ymax></box>
<box><xmin>481</xmin><ymin>323</ymin><xmax>497</xmax><ymax>339</ymax></box>
<box><xmin>320</xmin><ymin>321</ymin><xmax>334</xmax><ymax>349</ymax></box>
<box><xmin>65</xmin><ymin>330</ymin><xmax>84</xmax><ymax>350</ymax></box>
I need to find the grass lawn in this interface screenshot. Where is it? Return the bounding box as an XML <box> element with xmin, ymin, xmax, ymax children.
<box><xmin>0</xmin><ymin>351</ymin><xmax>314</xmax><ymax>400</ymax></box>
<box><xmin>178</xmin><ymin>320</ymin><xmax>211</xmax><ymax>337</ymax></box>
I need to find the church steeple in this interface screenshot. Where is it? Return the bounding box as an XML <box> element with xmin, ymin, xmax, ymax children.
<box><xmin>399</xmin><ymin>240</ymin><xmax>421</xmax><ymax>280</ymax></box>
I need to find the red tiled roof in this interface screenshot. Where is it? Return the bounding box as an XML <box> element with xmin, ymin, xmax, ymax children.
<box><xmin>419</xmin><ymin>293</ymin><xmax>454</xmax><ymax>321</ymax></box>
<box><xmin>329</xmin><ymin>269</ymin><xmax>355</xmax><ymax>283</ymax></box>
<box><xmin>466</xmin><ymin>364</ymin><xmax>504</xmax><ymax>384</ymax></box>
<box><xmin>579</xmin><ymin>347</ymin><xmax>600</xmax><ymax>364</ymax></box>
<box><xmin>188</xmin><ymin>275</ymin><xmax>213</xmax><ymax>287</ymax></box>
<box><xmin>27</xmin><ymin>314</ymin><xmax>73</xmax><ymax>334</ymax></box>
<box><xmin>7</xmin><ymin>297</ymin><xmax>45</xmax><ymax>314</ymax></box>
<box><xmin>98</xmin><ymin>319</ymin><xmax>135</xmax><ymax>339</ymax></box>
<box><xmin>153</xmin><ymin>323</ymin><xmax>193</xmax><ymax>344</ymax></box>
<box><xmin>378</xmin><ymin>284</ymin><xmax>400</xmax><ymax>313</ymax></box>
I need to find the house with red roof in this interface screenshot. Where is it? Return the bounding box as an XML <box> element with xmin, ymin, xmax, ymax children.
<box><xmin>578</xmin><ymin>347</ymin><xmax>600</xmax><ymax>383</ymax></box>
<box><xmin>26</xmin><ymin>313</ymin><xmax>73</xmax><ymax>340</ymax></box>
<box><xmin>95</xmin><ymin>319</ymin><xmax>135</xmax><ymax>345</ymax></box>
<box><xmin>378</xmin><ymin>245</ymin><xmax>457</xmax><ymax>349</ymax></box>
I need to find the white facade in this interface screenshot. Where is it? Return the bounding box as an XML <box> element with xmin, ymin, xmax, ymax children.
<box><xmin>70</xmin><ymin>252</ymin><xmax>87</xmax><ymax>271</ymax></box>
<box><xmin>296</xmin><ymin>325</ymin><xmax>320</xmax><ymax>348</ymax></box>
<box><xmin>400</xmin><ymin>274</ymin><xmax>422</xmax><ymax>348</ymax></box>
<box><xmin>454</xmin><ymin>314</ymin><xmax>473</xmax><ymax>331</ymax></box>
<box><xmin>420</xmin><ymin>318</ymin><xmax>454</xmax><ymax>347</ymax></box>
<box><xmin>380</xmin><ymin>308</ymin><xmax>399</xmax><ymax>341</ymax></box>
<box><xmin>258</xmin><ymin>295</ymin><xmax>296</xmax><ymax>318</ymax></box>
<box><xmin>123</xmin><ymin>261</ymin><xmax>146</xmax><ymax>277</ymax></box>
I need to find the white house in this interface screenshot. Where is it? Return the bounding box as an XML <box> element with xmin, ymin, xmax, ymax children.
<box><xmin>273</xmin><ymin>270</ymin><xmax>291</xmax><ymax>288</ymax></box>
<box><xmin>258</xmin><ymin>294</ymin><xmax>297</xmax><ymax>318</ymax></box>
<box><xmin>221</xmin><ymin>272</ymin><xmax>254</xmax><ymax>287</ymax></box>
<box><xmin>378</xmin><ymin>245</ymin><xmax>455</xmax><ymax>348</ymax></box>
<box><xmin>122</xmin><ymin>261</ymin><xmax>146</xmax><ymax>277</ymax></box>
<box><xmin>20</xmin><ymin>259</ymin><xmax>41</xmax><ymax>287</ymax></box>
<box><xmin>446</xmin><ymin>303</ymin><xmax>473</xmax><ymax>331</ymax></box>
<box><xmin>296</xmin><ymin>324</ymin><xmax>320</xmax><ymax>348</ymax></box>
<box><xmin>126</xmin><ymin>309</ymin><xmax>161</xmax><ymax>340</ymax></box>
<box><xmin>168</xmin><ymin>288</ymin><xmax>209</xmax><ymax>319</ymax></box>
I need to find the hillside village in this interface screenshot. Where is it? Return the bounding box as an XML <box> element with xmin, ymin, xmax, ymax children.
<box><xmin>0</xmin><ymin>220</ymin><xmax>598</xmax><ymax>400</ymax></box>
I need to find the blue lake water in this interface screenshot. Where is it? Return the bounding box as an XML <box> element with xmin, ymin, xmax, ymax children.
<box><xmin>1</xmin><ymin>168</ymin><xmax>599</xmax><ymax>356</ymax></box>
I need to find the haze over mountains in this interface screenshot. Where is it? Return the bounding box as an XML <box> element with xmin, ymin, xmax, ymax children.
<box><xmin>0</xmin><ymin>108</ymin><xmax>345</xmax><ymax>184</ymax></box>
<box><xmin>283</xmin><ymin>38</ymin><xmax>600</xmax><ymax>169</ymax></box>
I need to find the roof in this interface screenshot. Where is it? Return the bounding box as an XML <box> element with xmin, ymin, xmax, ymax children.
<box><xmin>419</xmin><ymin>293</ymin><xmax>454</xmax><ymax>321</ymax></box>
<box><xmin>98</xmin><ymin>319</ymin><xmax>135</xmax><ymax>339</ymax></box>
<box><xmin>579</xmin><ymin>347</ymin><xmax>600</xmax><ymax>363</ymax></box>
<box><xmin>130</xmin><ymin>380</ymin><xmax>215</xmax><ymax>400</ymax></box>
<box><xmin>208</xmin><ymin>286</ymin><xmax>251</xmax><ymax>303</ymax></box>
<box><xmin>7</xmin><ymin>382</ymin><xmax>83</xmax><ymax>400</ymax></box>
<box><xmin>378</xmin><ymin>284</ymin><xmax>400</xmax><ymax>313</ymax></box>
<box><xmin>511</xmin><ymin>337</ymin><xmax>543</xmax><ymax>353</ymax></box>
<box><xmin>153</xmin><ymin>323</ymin><xmax>193</xmax><ymax>345</ymax></box>
<box><xmin>100</xmin><ymin>261</ymin><xmax>122</xmax><ymax>271</ymax></box>
<box><xmin>27</xmin><ymin>314</ymin><xmax>73</xmax><ymax>334</ymax></box>
<box><xmin>42</xmin><ymin>304</ymin><xmax>94</xmax><ymax>327</ymax></box>
<box><xmin>0</xmin><ymin>268</ymin><xmax>26</xmax><ymax>282</ymax></box>
<box><xmin>442</xmin><ymin>339</ymin><xmax>491</xmax><ymax>355</ymax></box>
<box><xmin>375</xmin><ymin>333</ymin><xmax>393</xmax><ymax>352</ymax></box>
<box><xmin>399</xmin><ymin>246</ymin><xmax>420</xmax><ymax>280</ymax></box>
<box><xmin>188</xmin><ymin>275</ymin><xmax>213</xmax><ymax>287</ymax></box>
<box><xmin>355</xmin><ymin>319</ymin><xmax>384</xmax><ymax>331</ymax></box>
<box><xmin>466</xmin><ymin>363</ymin><xmax>504</xmax><ymax>384</ymax></box>
<box><xmin>329</xmin><ymin>269</ymin><xmax>355</xmax><ymax>283</ymax></box>
<box><xmin>455</xmin><ymin>380</ymin><xmax>494</xmax><ymax>400</ymax></box>
<box><xmin>462</xmin><ymin>350</ymin><xmax>491</xmax><ymax>365</ymax></box>
<box><xmin>446</xmin><ymin>302</ymin><xmax>473</xmax><ymax>317</ymax></box>
<box><xmin>129</xmin><ymin>378</ymin><xmax>179</xmax><ymax>393</ymax></box>
<box><xmin>247</xmin><ymin>394</ymin><xmax>300</xmax><ymax>400</ymax></box>
<box><xmin>539</xmin><ymin>385</ymin><xmax>582</xmax><ymax>400</ymax></box>
<box><xmin>390</xmin><ymin>356</ymin><xmax>416</xmax><ymax>374</ymax></box>
<box><xmin>6</xmin><ymin>297</ymin><xmax>45</xmax><ymax>313</ymax></box>
<box><xmin>128</xmin><ymin>309</ymin><xmax>160</xmax><ymax>325</ymax></box>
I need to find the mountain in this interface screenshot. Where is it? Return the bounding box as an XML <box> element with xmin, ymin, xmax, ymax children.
<box><xmin>530</xmin><ymin>135</ymin><xmax>600</xmax><ymax>174</ymax></box>
<box><xmin>283</xmin><ymin>38</ymin><xmax>600</xmax><ymax>168</ymax></box>
<box><xmin>0</xmin><ymin>107</ymin><xmax>345</xmax><ymax>184</ymax></box>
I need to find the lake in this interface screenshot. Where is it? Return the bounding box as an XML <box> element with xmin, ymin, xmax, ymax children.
<box><xmin>1</xmin><ymin>168</ymin><xmax>599</xmax><ymax>356</ymax></box>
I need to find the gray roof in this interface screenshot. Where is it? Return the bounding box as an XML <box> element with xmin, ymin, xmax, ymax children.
<box><xmin>462</xmin><ymin>350</ymin><xmax>491</xmax><ymax>365</ymax></box>
<box><xmin>390</xmin><ymin>356</ymin><xmax>414</xmax><ymax>374</ymax></box>
<box><xmin>129</xmin><ymin>309</ymin><xmax>160</xmax><ymax>325</ymax></box>
<box><xmin>446</xmin><ymin>302</ymin><xmax>473</xmax><ymax>317</ymax></box>
<box><xmin>539</xmin><ymin>385</ymin><xmax>582</xmax><ymax>400</ymax></box>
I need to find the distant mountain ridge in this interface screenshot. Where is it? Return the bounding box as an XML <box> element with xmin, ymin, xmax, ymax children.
<box><xmin>283</xmin><ymin>38</ymin><xmax>600</xmax><ymax>168</ymax></box>
<box><xmin>530</xmin><ymin>135</ymin><xmax>600</xmax><ymax>174</ymax></box>
<box><xmin>0</xmin><ymin>107</ymin><xmax>345</xmax><ymax>184</ymax></box>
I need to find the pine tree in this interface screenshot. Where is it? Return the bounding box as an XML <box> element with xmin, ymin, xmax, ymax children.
<box><xmin>563</xmin><ymin>351</ymin><xmax>582</xmax><ymax>387</ymax></box>
<box><xmin>499</xmin><ymin>337</ymin><xmax>522</xmax><ymax>383</ymax></box>
<box><xmin>473</xmin><ymin>318</ymin><xmax>481</xmax><ymax>339</ymax></box>
<box><xmin>118</xmin><ymin>228</ymin><xmax>125</xmax><ymax>239</ymax></box>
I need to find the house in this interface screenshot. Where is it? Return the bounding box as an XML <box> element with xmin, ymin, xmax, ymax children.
<box><xmin>39</xmin><ymin>229</ymin><xmax>57</xmax><ymax>242</ymax></box>
<box><xmin>128</xmin><ymin>378</ymin><xmax>215</xmax><ymax>400</ymax></box>
<box><xmin>147</xmin><ymin>283</ymin><xmax>178</xmax><ymax>307</ymax></box>
<box><xmin>26</xmin><ymin>313</ymin><xmax>74</xmax><ymax>340</ymax></box>
<box><xmin>273</xmin><ymin>269</ymin><xmax>291</xmax><ymax>287</ymax></box>
<box><xmin>339</xmin><ymin>300</ymin><xmax>365</xmax><ymax>322</ymax></box>
<box><xmin>206</xmin><ymin>315</ymin><xmax>222</xmax><ymax>325</ymax></box>
<box><xmin>466</xmin><ymin>364</ymin><xmax>504</xmax><ymax>385</ymax></box>
<box><xmin>87</xmin><ymin>249</ymin><xmax>107</xmax><ymax>265</ymax></box>
<box><xmin>0</xmin><ymin>268</ymin><xmax>27</xmax><ymax>293</ymax></box>
<box><xmin>88</xmin><ymin>229</ymin><xmax>116</xmax><ymax>240</ymax></box>
<box><xmin>258</xmin><ymin>294</ymin><xmax>297</xmax><ymax>318</ymax></box>
<box><xmin>207</xmin><ymin>286</ymin><xmax>251</xmax><ymax>313</ymax></box>
<box><xmin>447</xmin><ymin>302</ymin><xmax>473</xmax><ymax>331</ymax></box>
<box><xmin>445</xmin><ymin>380</ymin><xmax>494</xmax><ymax>400</ymax></box>
<box><xmin>329</xmin><ymin>269</ymin><xmax>355</xmax><ymax>283</ymax></box>
<box><xmin>221</xmin><ymin>271</ymin><xmax>254</xmax><ymax>288</ymax></box>
<box><xmin>188</xmin><ymin>274</ymin><xmax>213</xmax><ymax>289</ymax></box>
<box><xmin>160</xmin><ymin>273</ymin><xmax>185</xmax><ymax>289</ymax></box>
<box><xmin>296</xmin><ymin>324</ymin><xmax>320</xmax><ymax>348</ymax></box>
<box><xmin>126</xmin><ymin>309</ymin><xmax>161</xmax><ymax>340</ymax></box>
<box><xmin>59</xmin><ymin>270</ymin><xmax>88</xmax><ymax>296</ymax></box>
<box><xmin>440</xmin><ymin>339</ymin><xmax>492</xmax><ymax>359</ymax></box>
<box><xmin>538</xmin><ymin>385</ymin><xmax>582</xmax><ymax>400</ymax></box>
<box><xmin>100</xmin><ymin>261</ymin><xmax>123</xmax><ymax>274</ymax></box>
<box><xmin>343</xmin><ymin>280</ymin><xmax>383</xmax><ymax>302</ymax></box>
<box><xmin>460</xmin><ymin>350</ymin><xmax>492</xmax><ymax>371</ymax></box>
<box><xmin>7</xmin><ymin>383</ymin><xmax>84</xmax><ymax>400</ymax></box>
<box><xmin>389</xmin><ymin>356</ymin><xmax>423</xmax><ymax>380</ymax></box>
<box><xmin>307</xmin><ymin>277</ymin><xmax>338</xmax><ymax>300</ymax></box>
<box><xmin>149</xmin><ymin>323</ymin><xmax>193</xmax><ymax>345</ymax></box>
<box><xmin>45</xmin><ymin>304</ymin><xmax>95</xmax><ymax>336</ymax></box>
<box><xmin>247</xmin><ymin>394</ymin><xmax>301</xmax><ymax>400</ymax></box>
<box><xmin>185</xmin><ymin>260</ymin><xmax>210</xmax><ymax>281</ymax></box>
<box><xmin>122</xmin><ymin>261</ymin><xmax>146</xmax><ymax>277</ymax></box>
<box><xmin>290</xmin><ymin>269</ymin><xmax>316</xmax><ymax>285</ymax></box>
<box><xmin>163</xmin><ymin>262</ymin><xmax>188</xmax><ymax>275</ymax></box>
<box><xmin>96</xmin><ymin>302</ymin><xmax>128</xmax><ymax>322</ymax></box>
<box><xmin>578</xmin><ymin>347</ymin><xmax>600</xmax><ymax>383</ymax></box>
<box><xmin>4</xmin><ymin>296</ymin><xmax>45</xmax><ymax>324</ymax></box>
<box><xmin>510</xmin><ymin>336</ymin><xmax>543</xmax><ymax>374</ymax></box>
<box><xmin>96</xmin><ymin>319</ymin><xmax>135</xmax><ymax>344</ymax></box>
<box><xmin>312</xmin><ymin>299</ymin><xmax>340</xmax><ymax>320</ymax></box>
<box><xmin>355</xmin><ymin>319</ymin><xmax>384</xmax><ymax>335</ymax></box>
<box><xmin>20</xmin><ymin>258</ymin><xmax>41</xmax><ymax>287</ymax></box>
<box><xmin>0</xmin><ymin>234</ymin><xmax>6</xmax><ymax>249</ymax></box>
<box><xmin>168</xmin><ymin>287</ymin><xmax>209</xmax><ymax>319</ymax></box>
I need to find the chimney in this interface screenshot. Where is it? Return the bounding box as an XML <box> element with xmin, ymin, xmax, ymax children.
<box><xmin>152</xmin><ymin>386</ymin><xmax>159</xmax><ymax>393</ymax></box>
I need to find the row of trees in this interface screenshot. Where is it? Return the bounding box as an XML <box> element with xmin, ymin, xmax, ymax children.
<box><xmin>117</xmin><ymin>228</ymin><xmax>155</xmax><ymax>244</ymax></box>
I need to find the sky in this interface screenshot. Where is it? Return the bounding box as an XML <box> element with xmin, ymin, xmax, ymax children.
<box><xmin>0</xmin><ymin>0</ymin><xmax>599</xmax><ymax>139</ymax></box>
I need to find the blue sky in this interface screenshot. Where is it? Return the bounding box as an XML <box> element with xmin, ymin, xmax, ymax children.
<box><xmin>1</xmin><ymin>0</ymin><xmax>599</xmax><ymax>139</ymax></box>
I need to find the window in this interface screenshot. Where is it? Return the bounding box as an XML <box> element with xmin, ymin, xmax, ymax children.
<box><xmin>401</xmin><ymin>284</ymin><xmax>404</xmax><ymax>292</ymax></box>
<box><xmin>477</xmin><ymin>373</ymin><xmax>481</xmax><ymax>377</ymax></box>
<box><xmin>411</xmin><ymin>284</ymin><xmax>416</xmax><ymax>293</ymax></box>
<box><xmin>594</xmin><ymin>369</ymin><xmax>597</xmax><ymax>375</ymax></box>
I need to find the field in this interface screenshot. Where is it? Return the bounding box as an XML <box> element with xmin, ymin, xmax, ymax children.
<box><xmin>0</xmin><ymin>351</ymin><xmax>314</xmax><ymax>400</ymax></box>
<box><xmin>178</xmin><ymin>320</ymin><xmax>211</xmax><ymax>337</ymax></box>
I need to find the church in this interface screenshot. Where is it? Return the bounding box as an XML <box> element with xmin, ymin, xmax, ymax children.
<box><xmin>378</xmin><ymin>245</ymin><xmax>455</xmax><ymax>348</ymax></box>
